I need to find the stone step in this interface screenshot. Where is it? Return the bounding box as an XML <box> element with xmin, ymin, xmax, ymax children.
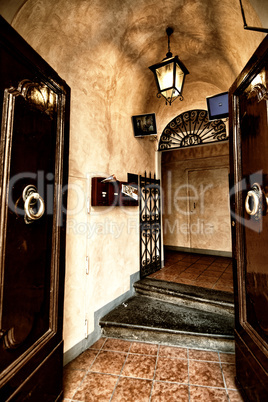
<box><xmin>134</xmin><ymin>278</ymin><xmax>234</xmax><ymax>316</ymax></box>
<box><xmin>100</xmin><ymin>295</ymin><xmax>235</xmax><ymax>352</ymax></box>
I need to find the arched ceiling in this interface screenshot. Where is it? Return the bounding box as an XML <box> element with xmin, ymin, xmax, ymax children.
<box><xmin>0</xmin><ymin>0</ymin><xmax>267</xmax><ymax>135</ymax></box>
<box><xmin>1</xmin><ymin>0</ymin><xmax>268</xmax><ymax>30</ymax></box>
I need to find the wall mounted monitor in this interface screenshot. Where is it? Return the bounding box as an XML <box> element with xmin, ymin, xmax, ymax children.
<box><xmin>132</xmin><ymin>113</ymin><xmax>157</xmax><ymax>137</ymax></box>
<box><xmin>206</xmin><ymin>91</ymin><xmax>229</xmax><ymax>121</ymax></box>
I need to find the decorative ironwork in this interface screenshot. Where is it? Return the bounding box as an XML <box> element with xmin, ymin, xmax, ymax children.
<box><xmin>158</xmin><ymin>109</ymin><xmax>227</xmax><ymax>151</ymax></box>
<box><xmin>139</xmin><ymin>172</ymin><xmax>161</xmax><ymax>278</ymax></box>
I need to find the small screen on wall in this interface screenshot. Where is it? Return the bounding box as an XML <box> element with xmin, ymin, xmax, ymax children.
<box><xmin>206</xmin><ymin>92</ymin><xmax>229</xmax><ymax>121</ymax></box>
<box><xmin>132</xmin><ymin>113</ymin><xmax>157</xmax><ymax>137</ymax></box>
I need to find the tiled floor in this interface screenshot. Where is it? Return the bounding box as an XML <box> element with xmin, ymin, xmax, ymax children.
<box><xmin>63</xmin><ymin>337</ymin><xmax>243</xmax><ymax>401</ymax></box>
<box><xmin>149</xmin><ymin>250</ymin><xmax>233</xmax><ymax>293</ymax></box>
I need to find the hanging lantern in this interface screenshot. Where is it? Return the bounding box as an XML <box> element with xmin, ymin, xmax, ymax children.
<box><xmin>149</xmin><ymin>27</ymin><xmax>189</xmax><ymax>105</ymax></box>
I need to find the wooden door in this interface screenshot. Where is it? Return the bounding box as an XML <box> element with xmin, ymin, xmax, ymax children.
<box><xmin>0</xmin><ymin>17</ymin><xmax>70</xmax><ymax>400</ymax></box>
<box><xmin>188</xmin><ymin>168</ymin><xmax>231</xmax><ymax>252</ymax></box>
<box><xmin>229</xmin><ymin>35</ymin><xmax>268</xmax><ymax>401</ymax></box>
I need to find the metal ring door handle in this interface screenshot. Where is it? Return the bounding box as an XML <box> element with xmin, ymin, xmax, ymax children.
<box><xmin>245</xmin><ymin>183</ymin><xmax>262</xmax><ymax>220</ymax></box>
<box><xmin>22</xmin><ymin>185</ymin><xmax>45</xmax><ymax>224</ymax></box>
<box><xmin>245</xmin><ymin>190</ymin><xmax>259</xmax><ymax>216</ymax></box>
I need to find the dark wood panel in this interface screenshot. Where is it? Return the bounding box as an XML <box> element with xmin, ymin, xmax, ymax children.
<box><xmin>229</xmin><ymin>34</ymin><xmax>268</xmax><ymax>401</ymax></box>
<box><xmin>0</xmin><ymin>16</ymin><xmax>70</xmax><ymax>400</ymax></box>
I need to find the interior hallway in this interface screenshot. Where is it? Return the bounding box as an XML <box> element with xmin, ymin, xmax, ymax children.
<box><xmin>149</xmin><ymin>250</ymin><xmax>233</xmax><ymax>293</ymax></box>
<box><xmin>63</xmin><ymin>337</ymin><xmax>242</xmax><ymax>401</ymax></box>
<box><xmin>63</xmin><ymin>253</ymin><xmax>236</xmax><ymax>400</ymax></box>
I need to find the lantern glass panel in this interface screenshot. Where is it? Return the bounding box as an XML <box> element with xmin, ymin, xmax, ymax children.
<box><xmin>175</xmin><ymin>63</ymin><xmax>185</xmax><ymax>93</ymax></box>
<box><xmin>155</xmin><ymin>60</ymin><xmax>174</xmax><ymax>91</ymax></box>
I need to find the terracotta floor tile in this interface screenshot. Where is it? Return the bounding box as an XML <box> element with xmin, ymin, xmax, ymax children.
<box><xmin>199</xmin><ymin>270</ymin><xmax>221</xmax><ymax>278</ymax></box>
<box><xmin>189</xmin><ymin>360</ymin><xmax>224</xmax><ymax>387</ymax></box>
<box><xmin>165</xmin><ymin>253</ymin><xmax>185</xmax><ymax>262</ymax></box>
<box><xmin>103</xmin><ymin>338</ymin><xmax>131</xmax><ymax>352</ymax></box>
<box><xmin>73</xmin><ymin>372</ymin><xmax>118</xmax><ymax>401</ymax></box>
<box><xmin>191</xmin><ymin>263</ymin><xmax>212</xmax><ymax>270</ymax></box>
<box><xmin>219</xmin><ymin>353</ymin><xmax>235</xmax><ymax>364</ymax></box>
<box><xmin>181</xmin><ymin>256</ymin><xmax>200</xmax><ymax>263</ymax></box>
<box><xmin>121</xmin><ymin>354</ymin><xmax>156</xmax><ymax>379</ymax></box>
<box><xmin>149</xmin><ymin>272</ymin><xmax>160</xmax><ymax>278</ymax></box>
<box><xmin>155</xmin><ymin>357</ymin><xmax>188</xmax><ymax>383</ymax></box>
<box><xmin>164</xmin><ymin>260</ymin><xmax>183</xmax><ymax>268</ymax></box>
<box><xmin>178</xmin><ymin>272</ymin><xmax>201</xmax><ymax>280</ymax></box>
<box><xmin>89</xmin><ymin>338</ymin><xmax>106</xmax><ymax>350</ymax></box>
<box><xmin>111</xmin><ymin>377</ymin><xmax>152</xmax><ymax>401</ymax></box>
<box><xmin>197</xmin><ymin>258</ymin><xmax>215</xmax><ymax>264</ymax></box>
<box><xmin>188</xmin><ymin>349</ymin><xmax>219</xmax><ymax>362</ymax></box>
<box><xmin>184</xmin><ymin>267</ymin><xmax>207</xmax><ymax>274</ymax></box>
<box><xmin>163</xmin><ymin>266</ymin><xmax>186</xmax><ymax>275</ymax></box>
<box><xmin>151</xmin><ymin>382</ymin><xmax>189</xmax><ymax>401</ymax></box>
<box><xmin>228</xmin><ymin>389</ymin><xmax>244</xmax><ymax>401</ymax></box>
<box><xmin>164</xmin><ymin>258</ymin><xmax>179</xmax><ymax>265</ymax></box>
<box><xmin>220</xmin><ymin>272</ymin><xmax>233</xmax><ymax>279</ymax></box>
<box><xmin>206</xmin><ymin>265</ymin><xmax>226</xmax><ymax>272</ymax></box>
<box><xmin>63</xmin><ymin>369</ymin><xmax>86</xmax><ymax>399</ymax></box>
<box><xmin>65</xmin><ymin>349</ymin><xmax>99</xmax><ymax>370</ymax></box>
<box><xmin>129</xmin><ymin>341</ymin><xmax>158</xmax><ymax>355</ymax></box>
<box><xmin>176</xmin><ymin>260</ymin><xmax>194</xmax><ymax>267</ymax></box>
<box><xmin>220</xmin><ymin>278</ymin><xmax>234</xmax><ymax>285</ymax></box>
<box><xmin>221</xmin><ymin>363</ymin><xmax>237</xmax><ymax>389</ymax></box>
<box><xmin>173</xmin><ymin>278</ymin><xmax>197</xmax><ymax>286</ymax></box>
<box><xmin>197</xmin><ymin>276</ymin><xmax>219</xmax><ymax>284</ymax></box>
<box><xmin>213</xmin><ymin>284</ymin><xmax>233</xmax><ymax>292</ymax></box>
<box><xmin>211</xmin><ymin>261</ymin><xmax>230</xmax><ymax>268</ymax></box>
<box><xmin>155</xmin><ymin>274</ymin><xmax>178</xmax><ymax>281</ymax></box>
<box><xmin>161</xmin><ymin>251</ymin><xmax>233</xmax><ymax>295</ymax></box>
<box><xmin>90</xmin><ymin>351</ymin><xmax>127</xmax><ymax>375</ymax></box>
<box><xmin>159</xmin><ymin>345</ymin><xmax>188</xmax><ymax>359</ymax></box>
<box><xmin>215</xmin><ymin>280</ymin><xmax>233</xmax><ymax>288</ymax></box>
<box><xmin>190</xmin><ymin>385</ymin><xmax>228</xmax><ymax>401</ymax></box>
<box><xmin>156</xmin><ymin>267</ymin><xmax>172</xmax><ymax>274</ymax></box>
<box><xmin>193</xmin><ymin>279</ymin><xmax>216</xmax><ymax>287</ymax></box>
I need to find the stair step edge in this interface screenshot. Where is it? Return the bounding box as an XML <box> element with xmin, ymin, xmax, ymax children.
<box><xmin>99</xmin><ymin>321</ymin><xmax>234</xmax><ymax>339</ymax></box>
<box><xmin>134</xmin><ymin>279</ymin><xmax>234</xmax><ymax>306</ymax></box>
<box><xmin>134</xmin><ymin>285</ymin><xmax>234</xmax><ymax>308</ymax></box>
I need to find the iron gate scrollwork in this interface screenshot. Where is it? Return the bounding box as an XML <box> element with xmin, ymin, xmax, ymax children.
<box><xmin>139</xmin><ymin>172</ymin><xmax>161</xmax><ymax>278</ymax></box>
<box><xmin>158</xmin><ymin>109</ymin><xmax>227</xmax><ymax>151</ymax></box>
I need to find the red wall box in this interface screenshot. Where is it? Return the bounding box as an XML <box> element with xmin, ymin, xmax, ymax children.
<box><xmin>91</xmin><ymin>177</ymin><xmax>138</xmax><ymax>206</ymax></box>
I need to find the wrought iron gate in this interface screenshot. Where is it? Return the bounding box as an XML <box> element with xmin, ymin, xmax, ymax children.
<box><xmin>139</xmin><ymin>172</ymin><xmax>161</xmax><ymax>278</ymax></box>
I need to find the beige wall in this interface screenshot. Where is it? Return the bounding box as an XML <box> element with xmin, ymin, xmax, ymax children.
<box><xmin>162</xmin><ymin>142</ymin><xmax>231</xmax><ymax>253</ymax></box>
<box><xmin>7</xmin><ymin>0</ymin><xmax>265</xmax><ymax>357</ymax></box>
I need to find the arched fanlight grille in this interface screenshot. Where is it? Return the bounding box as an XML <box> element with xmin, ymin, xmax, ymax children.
<box><xmin>158</xmin><ymin>109</ymin><xmax>227</xmax><ymax>151</ymax></box>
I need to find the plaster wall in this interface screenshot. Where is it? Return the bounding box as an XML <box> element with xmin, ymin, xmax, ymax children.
<box><xmin>8</xmin><ymin>0</ymin><xmax>265</xmax><ymax>356</ymax></box>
